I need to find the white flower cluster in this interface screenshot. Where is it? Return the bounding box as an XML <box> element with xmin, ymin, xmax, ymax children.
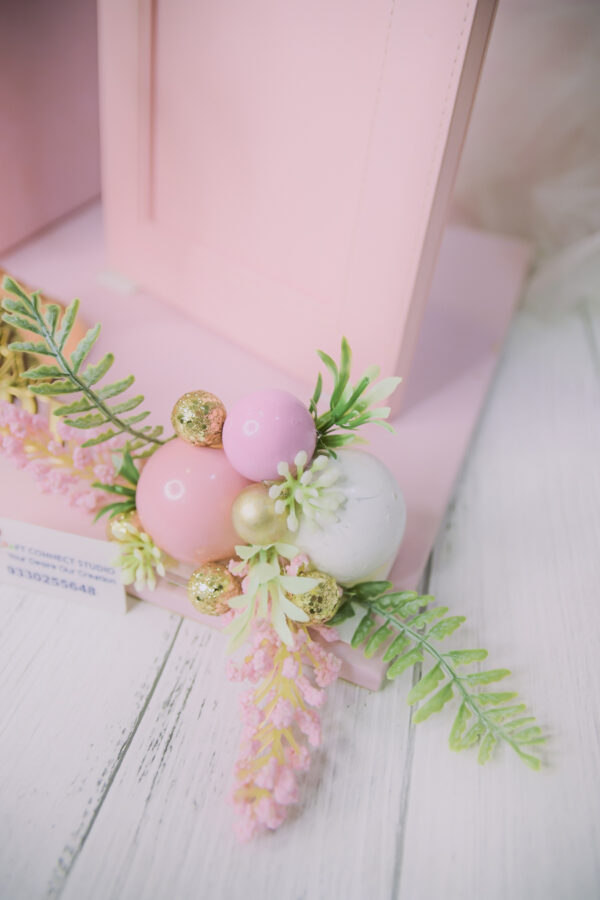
<box><xmin>111</xmin><ymin>520</ymin><xmax>167</xmax><ymax>591</ymax></box>
<box><xmin>268</xmin><ymin>450</ymin><xmax>346</xmax><ymax>532</ymax></box>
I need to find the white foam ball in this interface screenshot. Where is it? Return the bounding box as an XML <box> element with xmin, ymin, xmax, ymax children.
<box><xmin>295</xmin><ymin>449</ymin><xmax>406</xmax><ymax>585</ymax></box>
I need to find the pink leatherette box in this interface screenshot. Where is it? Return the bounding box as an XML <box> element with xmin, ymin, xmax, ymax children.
<box><xmin>98</xmin><ymin>0</ymin><xmax>497</xmax><ymax>408</ymax></box>
<box><xmin>0</xmin><ymin>207</ymin><xmax>530</xmax><ymax>689</ymax></box>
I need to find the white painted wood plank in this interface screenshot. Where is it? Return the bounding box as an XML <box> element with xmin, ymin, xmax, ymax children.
<box><xmin>0</xmin><ymin>587</ymin><xmax>181</xmax><ymax>899</ymax></box>
<box><xmin>397</xmin><ymin>301</ymin><xmax>600</xmax><ymax>900</ymax></box>
<box><xmin>59</xmin><ymin>616</ymin><xmax>414</xmax><ymax>900</ymax></box>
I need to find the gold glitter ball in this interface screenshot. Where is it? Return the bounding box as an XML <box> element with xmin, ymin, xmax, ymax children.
<box><xmin>187</xmin><ymin>562</ymin><xmax>241</xmax><ymax>616</ymax></box>
<box><xmin>105</xmin><ymin>510</ymin><xmax>142</xmax><ymax>542</ymax></box>
<box><xmin>287</xmin><ymin>570</ymin><xmax>342</xmax><ymax>624</ymax></box>
<box><xmin>171</xmin><ymin>390</ymin><xmax>226</xmax><ymax>447</ymax></box>
<box><xmin>232</xmin><ymin>482</ymin><xmax>289</xmax><ymax>545</ymax></box>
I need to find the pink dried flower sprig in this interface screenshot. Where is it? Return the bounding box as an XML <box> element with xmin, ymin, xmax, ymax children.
<box><xmin>228</xmin><ymin>619</ymin><xmax>341</xmax><ymax>841</ymax></box>
<box><xmin>0</xmin><ymin>400</ymin><xmax>122</xmax><ymax>511</ymax></box>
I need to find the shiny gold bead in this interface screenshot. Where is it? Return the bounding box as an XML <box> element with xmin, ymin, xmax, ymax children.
<box><xmin>171</xmin><ymin>390</ymin><xmax>226</xmax><ymax>447</ymax></box>
<box><xmin>105</xmin><ymin>510</ymin><xmax>142</xmax><ymax>542</ymax></box>
<box><xmin>287</xmin><ymin>570</ymin><xmax>342</xmax><ymax>624</ymax></box>
<box><xmin>232</xmin><ymin>482</ymin><xmax>289</xmax><ymax>545</ymax></box>
<box><xmin>187</xmin><ymin>562</ymin><xmax>240</xmax><ymax>616</ymax></box>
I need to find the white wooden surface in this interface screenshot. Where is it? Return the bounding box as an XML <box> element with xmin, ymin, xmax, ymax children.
<box><xmin>2</xmin><ymin>295</ymin><xmax>600</xmax><ymax>899</ymax></box>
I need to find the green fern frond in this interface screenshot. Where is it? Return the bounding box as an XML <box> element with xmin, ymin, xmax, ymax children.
<box><xmin>309</xmin><ymin>337</ymin><xmax>401</xmax><ymax>456</ymax></box>
<box><xmin>340</xmin><ymin>581</ymin><xmax>545</xmax><ymax>770</ymax></box>
<box><xmin>1</xmin><ymin>277</ymin><xmax>165</xmax><ymax>455</ymax></box>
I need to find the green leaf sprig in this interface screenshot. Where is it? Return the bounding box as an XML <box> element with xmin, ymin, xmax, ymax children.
<box><xmin>93</xmin><ymin>448</ymin><xmax>140</xmax><ymax>522</ymax></box>
<box><xmin>332</xmin><ymin>581</ymin><xmax>545</xmax><ymax>769</ymax></box>
<box><xmin>1</xmin><ymin>277</ymin><xmax>165</xmax><ymax>456</ymax></box>
<box><xmin>309</xmin><ymin>337</ymin><xmax>401</xmax><ymax>456</ymax></box>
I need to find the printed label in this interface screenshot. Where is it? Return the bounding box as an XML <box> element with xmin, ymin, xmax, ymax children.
<box><xmin>0</xmin><ymin>517</ymin><xmax>128</xmax><ymax>613</ymax></box>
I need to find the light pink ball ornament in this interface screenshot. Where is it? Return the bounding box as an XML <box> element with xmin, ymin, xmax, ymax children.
<box><xmin>222</xmin><ymin>388</ymin><xmax>317</xmax><ymax>481</ymax></box>
<box><xmin>136</xmin><ymin>439</ymin><xmax>250</xmax><ymax>565</ymax></box>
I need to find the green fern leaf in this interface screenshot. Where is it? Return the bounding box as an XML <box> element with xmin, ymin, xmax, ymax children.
<box><xmin>505</xmin><ymin>716</ymin><xmax>536</xmax><ymax>731</ymax></box>
<box><xmin>449</xmin><ymin>702</ymin><xmax>471</xmax><ymax>750</ymax></box>
<box><xmin>428</xmin><ymin>616</ymin><xmax>466</xmax><ymax>640</ymax></box>
<box><xmin>3</xmin><ymin>313</ymin><xmax>42</xmax><ymax>334</ymax></box>
<box><xmin>485</xmin><ymin>705</ymin><xmax>527</xmax><ymax>722</ymax></box>
<box><xmin>63</xmin><ymin>413</ymin><xmax>107</xmax><ymax>429</ymax></box>
<box><xmin>97</xmin><ymin>375</ymin><xmax>136</xmax><ymax>399</ymax></box>
<box><xmin>407</xmin><ymin>663</ymin><xmax>445</xmax><ymax>704</ymax></box>
<box><xmin>387</xmin><ymin>647</ymin><xmax>423</xmax><ymax>679</ymax></box>
<box><xmin>445</xmin><ymin>649</ymin><xmax>488</xmax><ymax>665</ymax></box>
<box><xmin>55</xmin><ymin>298</ymin><xmax>80</xmax><ymax>350</ymax></box>
<box><xmin>123</xmin><ymin>411</ymin><xmax>151</xmax><ymax>426</ymax></box>
<box><xmin>350</xmin><ymin>613</ymin><xmax>376</xmax><ymax>648</ymax></box>
<box><xmin>21</xmin><ymin>364</ymin><xmax>65</xmax><ymax>379</ymax></box>
<box><xmin>515</xmin><ymin>750</ymin><xmax>542</xmax><ymax>771</ymax></box>
<box><xmin>351</xmin><ymin>581</ymin><xmax>393</xmax><ymax>601</ymax></box>
<box><xmin>109</xmin><ymin>395</ymin><xmax>144</xmax><ymax>415</ymax></box>
<box><xmin>45</xmin><ymin>304</ymin><xmax>61</xmax><ymax>333</ymax></box>
<box><xmin>397</xmin><ymin>597</ymin><xmax>428</xmax><ymax>617</ymax></box>
<box><xmin>475</xmin><ymin>691</ymin><xmax>519</xmax><ymax>706</ymax></box>
<box><xmin>7</xmin><ymin>340</ymin><xmax>50</xmax><ymax>354</ymax></box>
<box><xmin>82</xmin><ymin>352</ymin><xmax>114</xmax><ymax>385</ymax></box>
<box><xmin>382</xmin><ymin>631</ymin><xmax>411</xmax><ymax>662</ymax></box>
<box><xmin>81</xmin><ymin>429</ymin><xmax>119</xmax><ymax>447</ymax></box>
<box><xmin>512</xmin><ymin>726</ymin><xmax>545</xmax><ymax>743</ymax></box>
<box><xmin>1</xmin><ymin>277</ymin><xmax>165</xmax><ymax>454</ymax></box>
<box><xmin>477</xmin><ymin>732</ymin><xmax>496</xmax><ymax>765</ymax></box>
<box><xmin>460</xmin><ymin>722</ymin><xmax>487</xmax><ymax>748</ymax></box>
<box><xmin>2</xmin><ymin>297</ymin><xmax>32</xmax><ymax>317</ymax></box>
<box><xmin>30</xmin><ymin>380</ymin><xmax>79</xmax><ymax>395</ymax></box>
<box><xmin>2</xmin><ymin>277</ymin><xmax>30</xmax><ymax>303</ymax></box>
<box><xmin>464</xmin><ymin>669</ymin><xmax>511</xmax><ymax>685</ymax></box>
<box><xmin>364</xmin><ymin>624</ymin><xmax>392</xmax><ymax>658</ymax></box>
<box><xmin>413</xmin><ymin>683</ymin><xmax>454</xmax><ymax>723</ymax></box>
<box><xmin>409</xmin><ymin>607</ymin><xmax>448</xmax><ymax>629</ymax></box>
<box><xmin>328</xmin><ymin>602</ymin><xmax>356</xmax><ymax>626</ymax></box>
<box><xmin>346</xmin><ymin>581</ymin><xmax>545</xmax><ymax>770</ymax></box>
<box><xmin>53</xmin><ymin>398</ymin><xmax>94</xmax><ymax>416</ymax></box>
<box><xmin>71</xmin><ymin>324</ymin><xmax>101</xmax><ymax>372</ymax></box>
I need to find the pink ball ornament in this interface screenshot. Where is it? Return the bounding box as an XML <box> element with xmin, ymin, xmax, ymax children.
<box><xmin>222</xmin><ymin>388</ymin><xmax>317</xmax><ymax>481</ymax></box>
<box><xmin>136</xmin><ymin>439</ymin><xmax>250</xmax><ymax>565</ymax></box>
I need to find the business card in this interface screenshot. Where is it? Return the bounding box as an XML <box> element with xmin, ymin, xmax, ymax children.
<box><xmin>0</xmin><ymin>517</ymin><xmax>128</xmax><ymax>613</ymax></box>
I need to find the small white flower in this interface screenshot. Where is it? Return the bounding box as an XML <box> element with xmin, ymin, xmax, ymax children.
<box><xmin>268</xmin><ymin>453</ymin><xmax>346</xmax><ymax>532</ymax></box>
<box><xmin>110</xmin><ymin>520</ymin><xmax>171</xmax><ymax>591</ymax></box>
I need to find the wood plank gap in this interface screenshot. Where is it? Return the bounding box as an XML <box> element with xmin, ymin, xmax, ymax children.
<box><xmin>389</xmin><ymin>553</ymin><xmax>433</xmax><ymax>898</ymax></box>
<box><xmin>49</xmin><ymin>617</ymin><xmax>184</xmax><ymax>899</ymax></box>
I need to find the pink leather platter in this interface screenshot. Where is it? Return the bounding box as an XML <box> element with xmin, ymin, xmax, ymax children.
<box><xmin>0</xmin><ymin>205</ymin><xmax>530</xmax><ymax>689</ymax></box>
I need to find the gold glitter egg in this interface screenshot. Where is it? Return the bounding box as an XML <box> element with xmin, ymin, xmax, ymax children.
<box><xmin>232</xmin><ymin>482</ymin><xmax>289</xmax><ymax>545</ymax></box>
<box><xmin>105</xmin><ymin>510</ymin><xmax>142</xmax><ymax>542</ymax></box>
<box><xmin>187</xmin><ymin>562</ymin><xmax>241</xmax><ymax>616</ymax></box>
<box><xmin>171</xmin><ymin>390</ymin><xmax>226</xmax><ymax>447</ymax></box>
<box><xmin>287</xmin><ymin>571</ymin><xmax>342</xmax><ymax>624</ymax></box>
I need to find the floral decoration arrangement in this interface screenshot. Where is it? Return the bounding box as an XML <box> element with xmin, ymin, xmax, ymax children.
<box><xmin>0</xmin><ymin>276</ymin><xmax>545</xmax><ymax>840</ymax></box>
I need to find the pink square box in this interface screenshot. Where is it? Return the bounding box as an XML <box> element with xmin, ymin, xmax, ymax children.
<box><xmin>98</xmin><ymin>0</ymin><xmax>498</xmax><ymax>408</ymax></box>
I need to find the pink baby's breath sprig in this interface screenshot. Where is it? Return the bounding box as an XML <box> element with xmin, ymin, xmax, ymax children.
<box><xmin>228</xmin><ymin>619</ymin><xmax>341</xmax><ymax>841</ymax></box>
<box><xmin>0</xmin><ymin>400</ymin><xmax>122</xmax><ymax>511</ymax></box>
